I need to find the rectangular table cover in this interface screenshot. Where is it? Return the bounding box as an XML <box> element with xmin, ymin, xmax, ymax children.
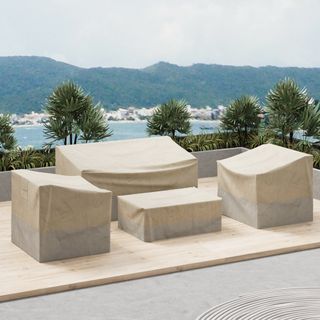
<box><xmin>217</xmin><ymin>144</ymin><xmax>313</xmax><ymax>228</ymax></box>
<box><xmin>56</xmin><ymin>137</ymin><xmax>198</xmax><ymax>219</ymax></box>
<box><xmin>11</xmin><ymin>170</ymin><xmax>112</xmax><ymax>262</ymax></box>
<box><xmin>118</xmin><ymin>187</ymin><xmax>221</xmax><ymax>242</ymax></box>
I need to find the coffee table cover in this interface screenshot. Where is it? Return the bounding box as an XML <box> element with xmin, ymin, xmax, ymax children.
<box><xmin>118</xmin><ymin>187</ymin><xmax>221</xmax><ymax>242</ymax></box>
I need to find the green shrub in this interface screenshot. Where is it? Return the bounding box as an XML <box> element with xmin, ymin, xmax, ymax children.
<box><xmin>266</xmin><ymin>78</ymin><xmax>310</xmax><ymax>146</ymax></box>
<box><xmin>147</xmin><ymin>99</ymin><xmax>191</xmax><ymax>139</ymax></box>
<box><xmin>177</xmin><ymin>134</ymin><xmax>222</xmax><ymax>152</ymax></box>
<box><xmin>0</xmin><ymin>147</ymin><xmax>55</xmax><ymax>171</ymax></box>
<box><xmin>220</xmin><ymin>96</ymin><xmax>261</xmax><ymax>147</ymax></box>
<box><xmin>216</xmin><ymin>131</ymin><xmax>240</xmax><ymax>149</ymax></box>
<box><xmin>44</xmin><ymin>81</ymin><xmax>112</xmax><ymax>146</ymax></box>
<box><xmin>312</xmin><ymin>150</ymin><xmax>320</xmax><ymax>169</ymax></box>
<box><xmin>0</xmin><ymin>114</ymin><xmax>16</xmax><ymax>152</ymax></box>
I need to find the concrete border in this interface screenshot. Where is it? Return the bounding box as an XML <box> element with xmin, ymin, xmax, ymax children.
<box><xmin>192</xmin><ymin>147</ymin><xmax>248</xmax><ymax>178</ymax></box>
<box><xmin>314</xmin><ymin>168</ymin><xmax>320</xmax><ymax>200</ymax></box>
<box><xmin>0</xmin><ymin>167</ymin><xmax>55</xmax><ymax>202</ymax></box>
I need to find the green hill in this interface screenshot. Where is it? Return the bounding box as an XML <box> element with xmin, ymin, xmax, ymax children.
<box><xmin>0</xmin><ymin>56</ymin><xmax>320</xmax><ymax>113</ymax></box>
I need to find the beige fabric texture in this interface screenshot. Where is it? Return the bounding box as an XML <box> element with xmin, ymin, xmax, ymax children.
<box><xmin>56</xmin><ymin>137</ymin><xmax>198</xmax><ymax>220</ymax></box>
<box><xmin>217</xmin><ymin>144</ymin><xmax>313</xmax><ymax>228</ymax></box>
<box><xmin>11</xmin><ymin>170</ymin><xmax>112</xmax><ymax>262</ymax></box>
<box><xmin>118</xmin><ymin>187</ymin><xmax>221</xmax><ymax>242</ymax></box>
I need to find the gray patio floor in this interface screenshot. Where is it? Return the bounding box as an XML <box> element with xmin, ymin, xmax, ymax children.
<box><xmin>1</xmin><ymin>248</ymin><xmax>320</xmax><ymax>320</ymax></box>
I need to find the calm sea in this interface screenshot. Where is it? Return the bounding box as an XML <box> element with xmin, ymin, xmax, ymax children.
<box><xmin>14</xmin><ymin>120</ymin><xmax>220</xmax><ymax>149</ymax></box>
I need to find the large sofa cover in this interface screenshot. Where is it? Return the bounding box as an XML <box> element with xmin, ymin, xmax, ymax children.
<box><xmin>11</xmin><ymin>170</ymin><xmax>112</xmax><ymax>262</ymax></box>
<box><xmin>56</xmin><ymin>137</ymin><xmax>198</xmax><ymax>220</ymax></box>
<box><xmin>217</xmin><ymin>144</ymin><xmax>313</xmax><ymax>228</ymax></box>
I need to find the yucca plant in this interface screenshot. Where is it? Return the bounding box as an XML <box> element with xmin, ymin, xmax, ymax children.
<box><xmin>266</xmin><ymin>78</ymin><xmax>309</xmax><ymax>146</ymax></box>
<box><xmin>177</xmin><ymin>134</ymin><xmax>222</xmax><ymax>152</ymax></box>
<box><xmin>289</xmin><ymin>103</ymin><xmax>320</xmax><ymax>153</ymax></box>
<box><xmin>249</xmin><ymin>129</ymin><xmax>277</xmax><ymax>148</ymax></box>
<box><xmin>80</xmin><ymin>103</ymin><xmax>112</xmax><ymax>143</ymax></box>
<box><xmin>300</xmin><ymin>103</ymin><xmax>320</xmax><ymax>138</ymax></box>
<box><xmin>0</xmin><ymin>115</ymin><xmax>17</xmax><ymax>171</ymax></box>
<box><xmin>216</xmin><ymin>131</ymin><xmax>240</xmax><ymax>149</ymax></box>
<box><xmin>220</xmin><ymin>96</ymin><xmax>261</xmax><ymax>147</ymax></box>
<box><xmin>0</xmin><ymin>151</ymin><xmax>14</xmax><ymax>171</ymax></box>
<box><xmin>147</xmin><ymin>99</ymin><xmax>191</xmax><ymax>139</ymax></box>
<box><xmin>0</xmin><ymin>114</ymin><xmax>16</xmax><ymax>152</ymax></box>
<box><xmin>312</xmin><ymin>150</ymin><xmax>320</xmax><ymax>169</ymax></box>
<box><xmin>38</xmin><ymin>148</ymin><xmax>55</xmax><ymax>168</ymax></box>
<box><xmin>249</xmin><ymin>133</ymin><xmax>268</xmax><ymax>148</ymax></box>
<box><xmin>293</xmin><ymin>140</ymin><xmax>313</xmax><ymax>153</ymax></box>
<box><xmin>10</xmin><ymin>147</ymin><xmax>43</xmax><ymax>170</ymax></box>
<box><xmin>44</xmin><ymin>81</ymin><xmax>112</xmax><ymax>145</ymax></box>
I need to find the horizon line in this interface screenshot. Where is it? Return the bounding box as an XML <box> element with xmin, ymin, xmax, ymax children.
<box><xmin>1</xmin><ymin>55</ymin><xmax>320</xmax><ymax>70</ymax></box>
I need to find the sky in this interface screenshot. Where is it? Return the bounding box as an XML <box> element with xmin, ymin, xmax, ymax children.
<box><xmin>0</xmin><ymin>0</ymin><xmax>319</xmax><ymax>69</ymax></box>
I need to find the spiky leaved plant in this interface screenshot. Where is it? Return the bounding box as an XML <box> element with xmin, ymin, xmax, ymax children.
<box><xmin>44</xmin><ymin>81</ymin><xmax>112</xmax><ymax>145</ymax></box>
<box><xmin>220</xmin><ymin>96</ymin><xmax>261</xmax><ymax>147</ymax></box>
<box><xmin>177</xmin><ymin>133</ymin><xmax>222</xmax><ymax>152</ymax></box>
<box><xmin>80</xmin><ymin>103</ymin><xmax>112</xmax><ymax>143</ymax></box>
<box><xmin>300</xmin><ymin>103</ymin><xmax>320</xmax><ymax>138</ymax></box>
<box><xmin>147</xmin><ymin>99</ymin><xmax>191</xmax><ymax>139</ymax></box>
<box><xmin>9</xmin><ymin>147</ymin><xmax>43</xmax><ymax>170</ymax></box>
<box><xmin>0</xmin><ymin>114</ymin><xmax>16</xmax><ymax>152</ymax></box>
<box><xmin>266</xmin><ymin>78</ymin><xmax>309</xmax><ymax>146</ymax></box>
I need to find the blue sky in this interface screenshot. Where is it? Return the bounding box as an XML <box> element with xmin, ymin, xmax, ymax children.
<box><xmin>1</xmin><ymin>0</ymin><xmax>319</xmax><ymax>68</ymax></box>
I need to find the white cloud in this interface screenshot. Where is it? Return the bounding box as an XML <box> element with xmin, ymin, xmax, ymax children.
<box><xmin>0</xmin><ymin>0</ymin><xmax>319</xmax><ymax>68</ymax></box>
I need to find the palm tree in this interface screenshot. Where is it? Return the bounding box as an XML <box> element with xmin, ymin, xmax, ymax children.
<box><xmin>295</xmin><ymin>102</ymin><xmax>320</xmax><ymax>152</ymax></box>
<box><xmin>147</xmin><ymin>99</ymin><xmax>191</xmax><ymax>139</ymax></box>
<box><xmin>80</xmin><ymin>103</ymin><xmax>112</xmax><ymax>143</ymax></box>
<box><xmin>301</xmin><ymin>103</ymin><xmax>320</xmax><ymax>137</ymax></box>
<box><xmin>44</xmin><ymin>81</ymin><xmax>112</xmax><ymax>145</ymax></box>
<box><xmin>0</xmin><ymin>114</ymin><xmax>16</xmax><ymax>152</ymax></box>
<box><xmin>220</xmin><ymin>95</ymin><xmax>261</xmax><ymax>146</ymax></box>
<box><xmin>266</xmin><ymin>78</ymin><xmax>309</xmax><ymax>146</ymax></box>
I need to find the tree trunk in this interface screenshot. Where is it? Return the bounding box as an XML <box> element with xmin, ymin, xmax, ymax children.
<box><xmin>171</xmin><ymin>130</ymin><xmax>175</xmax><ymax>139</ymax></box>
<box><xmin>74</xmin><ymin>134</ymin><xmax>77</xmax><ymax>145</ymax></box>
<box><xmin>64</xmin><ymin>136</ymin><xmax>67</xmax><ymax>145</ymax></box>
<box><xmin>69</xmin><ymin>133</ymin><xmax>73</xmax><ymax>145</ymax></box>
<box><xmin>281</xmin><ymin>126</ymin><xmax>287</xmax><ymax>147</ymax></box>
<box><xmin>238</xmin><ymin>128</ymin><xmax>242</xmax><ymax>147</ymax></box>
<box><xmin>244</xmin><ymin>126</ymin><xmax>248</xmax><ymax>147</ymax></box>
<box><xmin>289</xmin><ymin>131</ymin><xmax>294</xmax><ymax>145</ymax></box>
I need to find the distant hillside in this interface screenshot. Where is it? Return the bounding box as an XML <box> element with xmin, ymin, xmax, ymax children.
<box><xmin>1</xmin><ymin>56</ymin><xmax>320</xmax><ymax>114</ymax></box>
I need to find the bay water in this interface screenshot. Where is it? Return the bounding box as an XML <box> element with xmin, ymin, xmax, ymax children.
<box><xmin>14</xmin><ymin>120</ymin><xmax>220</xmax><ymax>149</ymax></box>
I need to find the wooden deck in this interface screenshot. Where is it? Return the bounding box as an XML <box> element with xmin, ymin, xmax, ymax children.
<box><xmin>1</xmin><ymin>177</ymin><xmax>320</xmax><ymax>302</ymax></box>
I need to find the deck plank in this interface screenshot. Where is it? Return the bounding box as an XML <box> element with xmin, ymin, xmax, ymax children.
<box><xmin>0</xmin><ymin>177</ymin><xmax>319</xmax><ymax>302</ymax></box>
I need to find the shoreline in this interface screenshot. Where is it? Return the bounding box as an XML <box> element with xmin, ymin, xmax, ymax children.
<box><xmin>13</xmin><ymin>119</ymin><xmax>220</xmax><ymax>128</ymax></box>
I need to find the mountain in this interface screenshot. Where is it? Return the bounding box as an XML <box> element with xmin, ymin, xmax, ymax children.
<box><xmin>0</xmin><ymin>56</ymin><xmax>320</xmax><ymax>114</ymax></box>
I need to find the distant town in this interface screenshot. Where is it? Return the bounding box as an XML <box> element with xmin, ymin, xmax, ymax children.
<box><xmin>10</xmin><ymin>105</ymin><xmax>226</xmax><ymax>126</ymax></box>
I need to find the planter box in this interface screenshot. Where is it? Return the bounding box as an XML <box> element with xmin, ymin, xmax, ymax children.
<box><xmin>314</xmin><ymin>168</ymin><xmax>320</xmax><ymax>200</ymax></box>
<box><xmin>0</xmin><ymin>149</ymin><xmax>319</xmax><ymax>201</ymax></box>
<box><xmin>0</xmin><ymin>167</ymin><xmax>55</xmax><ymax>202</ymax></box>
<box><xmin>192</xmin><ymin>147</ymin><xmax>248</xmax><ymax>178</ymax></box>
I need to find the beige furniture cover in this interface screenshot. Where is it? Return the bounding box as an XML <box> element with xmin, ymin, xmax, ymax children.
<box><xmin>118</xmin><ymin>187</ymin><xmax>221</xmax><ymax>242</ymax></box>
<box><xmin>56</xmin><ymin>137</ymin><xmax>198</xmax><ymax>220</ymax></box>
<box><xmin>217</xmin><ymin>144</ymin><xmax>313</xmax><ymax>228</ymax></box>
<box><xmin>11</xmin><ymin>170</ymin><xmax>112</xmax><ymax>262</ymax></box>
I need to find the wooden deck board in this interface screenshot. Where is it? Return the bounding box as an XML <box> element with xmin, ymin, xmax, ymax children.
<box><xmin>0</xmin><ymin>177</ymin><xmax>320</xmax><ymax>302</ymax></box>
